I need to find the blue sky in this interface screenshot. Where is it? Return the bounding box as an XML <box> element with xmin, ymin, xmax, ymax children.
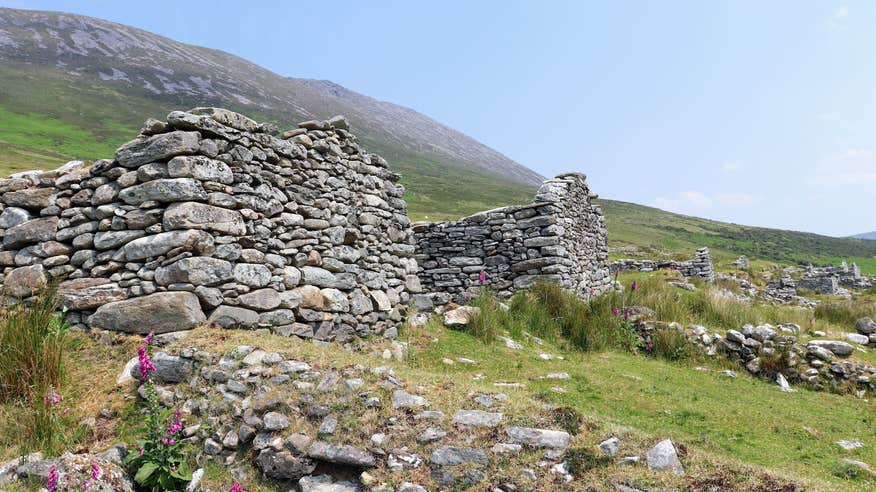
<box><xmin>6</xmin><ymin>1</ymin><xmax>875</xmax><ymax>236</ymax></box>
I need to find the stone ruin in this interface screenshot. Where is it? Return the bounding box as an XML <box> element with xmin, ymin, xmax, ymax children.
<box><xmin>412</xmin><ymin>173</ymin><xmax>611</xmax><ymax>304</ymax></box>
<box><xmin>0</xmin><ymin>108</ymin><xmax>613</xmax><ymax>337</ymax></box>
<box><xmin>0</xmin><ymin>108</ymin><xmax>417</xmax><ymax>340</ymax></box>
<box><xmin>610</xmin><ymin>247</ymin><xmax>715</xmax><ymax>282</ymax></box>
<box><xmin>799</xmin><ymin>262</ymin><xmax>873</xmax><ymax>294</ymax></box>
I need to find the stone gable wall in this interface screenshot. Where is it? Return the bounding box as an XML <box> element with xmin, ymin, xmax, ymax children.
<box><xmin>412</xmin><ymin>173</ymin><xmax>611</xmax><ymax>302</ymax></box>
<box><xmin>0</xmin><ymin>108</ymin><xmax>418</xmax><ymax>341</ymax></box>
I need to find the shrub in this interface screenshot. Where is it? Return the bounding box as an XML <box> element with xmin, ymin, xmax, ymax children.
<box><xmin>759</xmin><ymin>346</ymin><xmax>793</xmax><ymax>379</ymax></box>
<box><xmin>124</xmin><ymin>333</ymin><xmax>192</xmax><ymax>491</ymax></box>
<box><xmin>551</xmin><ymin>406</ymin><xmax>584</xmax><ymax>435</ymax></box>
<box><xmin>649</xmin><ymin>328</ymin><xmax>691</xmax><ymax>361</ymax></box>
<box><xmin>564</xmin><ymin>447</ymin><xmax>610</xmax><ymax>475</ymax></box>
<box><xmin>0</xmin><ymin>286</ymin><xmax>68</xmax><ymax>403</ymax></box>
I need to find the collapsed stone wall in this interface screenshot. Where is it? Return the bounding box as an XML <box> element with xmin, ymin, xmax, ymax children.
<box><xmin>0</xmin><ymin>108</ymin><xmax>418</xmax><ymax>341</ymax></box>
<box><xmin>412</xmin><ymin>173</ymin><xmax>611</xmax><ymax>303</ymax></box>
<box><xmin>610</xmin><ymin>247</ymin><xmax>715</xmax><ymax>281</ymax></box>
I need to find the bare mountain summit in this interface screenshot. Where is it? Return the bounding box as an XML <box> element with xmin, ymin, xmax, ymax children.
<box><xmin>0</xmin><ymin>7</ymin><xmax>542</xmax><ymax>187</ymax></box>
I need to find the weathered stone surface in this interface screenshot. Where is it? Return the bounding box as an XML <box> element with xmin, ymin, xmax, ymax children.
<box><xmin>131</xmin><ymin>352</ymin><xmax>193</xmax><ymax>383</ymax></box>
<box><xmin>57</xmin><ymin>278</ymin><xmax>127</xmax><ymax>310</ymax></box>
<box><xmin>392</xmin><ymin>390</ymin><xmax>430</xmax><ymax>409</ymax></box>
<box><xmin>808</xmin><ymin>340</ymin><xmax>855</xmax><ymax>357</ymax></box>
<box><xmin>163</xmin><ymin>202</ymin><xmax>245</xmax><ymax>235</ymax></box>
<box><xmin>238</xmin><ymin>289</ymin><xmax>281</xmax><ymax>311</ymax></box>
<box><xmin>856</xmin><ymin>318</ymin><xmax>876</xmax><ymax>335</ymax></box>
<box><xmin>0</xmin><ymin>207</ymin><xmax>31</xmax><ymax>228</ymax></box>
<box><xmin>88</xmin><ymin>292</ymin><xmax>206</xmax><ymax>333</ymax></box>
<box><xmin>118</xmin><ymin>178</ymin><xmax>207</xmax><ymax>205</ymax></box>
<box><xmin>647</xmin><ymin>439</ymin><xmax>684</xmax><ymax>475</ymax></box>
<box><xmin>122</xmin><ymin>230</ymin><xmax>214</xmax><ymax>261</ymax></box>
<box><xmin>93</xmin><ymin>230</ymin><xmax>146</xmax><ymax>250</ymax></box>
<box><xmin>452</xmin><ymin>410</ymin><xmax>503</xmax><ymax>427</ymax></box>
<box><xmin>208</xmin><ymin>306</ymin><xmax>259</xmax><ymax>329</ymax></box>
<box><xmin>3</xmin><ymin>217</ymin><xmax>58</xmax><ymax>249</ymax></box>
<box><xmin>115</xmin><ymin>131</ymin><xmax>200</xmax><ymax>167</ymax></box>
<box><xmin>2</xmin><ymin>187</ymin><xmax>54</xmax><ymax>210</ymax></box>
<box><xmin>443</xmin><ymin>306</ymin><xmax>480</xmax><ymax>327</ymax></box>
<box><xmin>167</xmin><ymin>155</ymin><xmax>233</xmax><ymax>184</ymax></box>
<box><xmin>307</xmin><ymin>441</ymin><xmax>376</xmax><ymax>468</ymax></box>
<box><xmin>3</xmin><ymin>264</ymin><xmax>47</xmax><ymax>297</ymax></box>
<box><xmin>155</xmin><ymin>257</ymin><xmax>234</xmax><ymax>286</ymax></box>
<box><xmin>505</xmin><ymin>426</ymin><xmax>570</xmax><ymax>449</ymax></box>
<box><xmin>254</xmin><ymin>449</ymin><xmax>315</xmax><ymax>481</ymax></box>
<box><xmin>430</xmin><ymin>446</ymin><xmax>488</xmax><ymax>466</ymax></box>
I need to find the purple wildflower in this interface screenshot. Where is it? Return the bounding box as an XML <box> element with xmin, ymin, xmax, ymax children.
<box><xmin>44</xmin><ymin>388</ymin><xmax>60</xmax><ymax>407</ymax></box>
<box><xmin>613</xmin><ymin>307</ymin><xmax>620</xmax><ymax>317</ymax></box>
<box><xmin>90</xmin><ymin>461</ymin><xmax>101</xmax><ymax>481</ymax></box>
<box><xmin>137</xmin><ymin>346</ymin><xmax>156</xmax><ymax>380</ymax></box>
<box><xmin>478</xmin><ymin>270</ymin><xmax>487</xmax><ymax>285</ymax></box>
<box><xmin>623</xmin><ymin>308</ymin><xmax>630</xmax><ymax>321</ymax></box>
<box><xmin>144</xmin><ymin>332</ymin><xmax>154</xmax><ymax>346</ymax></box>
<box><xmin>230</xmin><ymin>482</ymin><xmax>246</xmax><ymax>492</ymax></box>
<box><xmin>631</xmin><ymin>280</ymin><xmax>638</xmax><ymax>292</ymax></box>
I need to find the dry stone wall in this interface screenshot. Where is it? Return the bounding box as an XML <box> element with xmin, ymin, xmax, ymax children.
<box><xmin>0</xmin><ymin>108</ymin><xmax>418</xmax><ymax>341</ymax></box>
<box><xmin>412</xmin><ymin>173</ymin><xmax>611</xmax><ymax>303</ymax></box>
<box><xmin>610</xmin><ymin>247</ymin><xmax>715</xmax><ymax>281</ymax></box>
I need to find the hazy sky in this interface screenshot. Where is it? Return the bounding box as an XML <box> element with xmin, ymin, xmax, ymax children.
<box><xmin>5</xmin><ymin>1</ymin><xmax>875</xmax><ymax>236</ymax></box>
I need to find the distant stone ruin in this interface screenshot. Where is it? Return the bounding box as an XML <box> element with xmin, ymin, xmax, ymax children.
<box><xmin>0</xmin><ymin>109</ymin><xmax>417</xmax><ymax>339</ymax></box>
<box><xmin>610</xmin><ymin>247</ymin><xmax>715</xmax><ymax>281</ymax></box>
<box><xmin>799</xmin><ymin>262</ymin><xmax>872</xmax><ymax>293</ymax></box>
<box><xmin>412</xmin><ymin>173</ymin><xmax>611</xmax><ymax>304</ymax></box>
<box><xmin>0</xmin><ymin>108</ymin><xmax>613</xmax><ymax>336</ymax></box>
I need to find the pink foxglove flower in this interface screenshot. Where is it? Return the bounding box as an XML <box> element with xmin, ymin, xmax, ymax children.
<box><xmin>478</xmin><ymin>270</ymin><xmax>486</xmax><ymax>285</ymax></box>
<box><xmin>137</xmin><ymin>346</ymin><xmax>156</xmax><ymax>380</ymax></box>
<box><xmin>144</xmin><ymin>332</ymin><xmax>154</xmax><ymax>346</ymax></box>
<box><xmin>90</xmin><ymin>461</ymin><xmax>101</xmax><ymax>480</ymax></box>
<box><xmin>46</xmin><ymin>465</ymin><xmax>59</xmax><ymax>490</ymax></box>
<box><xmin>230</xmin><ymin>482</ymin><xmax>246</xmax><ymax>492</ymax></box>
<box><xmin>631</xmin><ymin>280</ymin><xmax>638</xmax><ymax>292</ymax></box>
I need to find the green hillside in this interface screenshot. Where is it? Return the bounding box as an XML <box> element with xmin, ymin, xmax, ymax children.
<box><xmin>0</xmin><ymin>65</ymin><xmax>535</xmax><ymax>222</ymax></box>
<box><xmin>2</xmin><ymin>66</ymin><xmax>873</xmax><ymax>274</ymax></box>
<box><xmin>598</xmin><ymin>199</ymin><xmax>876</xmax><ymax>275</ymax></box>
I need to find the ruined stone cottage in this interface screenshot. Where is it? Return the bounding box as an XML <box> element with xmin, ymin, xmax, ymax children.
<box><xmin>0</xmin><ymin>108</ymin><xmax>611</xmax><ymax>338</ymax></box>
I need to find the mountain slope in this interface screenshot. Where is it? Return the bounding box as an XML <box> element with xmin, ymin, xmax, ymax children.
<box><xmin>598</xmin><ymin>199</ymin><xmax>876</xmax><ymax>274</ymax></box>
<box><xmin>0</xmin><ymin>7</ymin><xmax>540</xmax><ymax>218</ymax></box>
<box><xmin>851</xmin><ymin>232</ymin><xmax>876</xmax><ymax>240</ymax></box>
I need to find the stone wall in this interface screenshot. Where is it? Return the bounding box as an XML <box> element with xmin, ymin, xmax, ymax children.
<box><xmin>0</xmin><ymin>108</ymin><xmax>418</xmax><ymax>341</ymax></box>
<box><xmin>412</xmin><ymin>173</ymin><xmax>611</xmax><ymax>303</ymax></box>
<box><xmin>610</xmin><ymin>247</ymin><xmax>715</xmax><ymax>281</ymax></box>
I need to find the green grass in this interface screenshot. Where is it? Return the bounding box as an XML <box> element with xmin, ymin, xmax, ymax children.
<box><xmin>599</xmin><ymin>199</ymin><xmax>876</xmax><ymax>275</ymax></box>
<box><xmin>414</xmin><ymin>323</ymin><xmax>876</xmax><ymax>490</ymax></box>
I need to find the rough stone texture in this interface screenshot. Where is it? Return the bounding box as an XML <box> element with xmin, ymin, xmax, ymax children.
<box><xmin>413</xmin><ymin>173</ymin><xmax>610</xmax><ymax>301</ymax></box>
<box><xmin>611</xmin><ymin>247</ymin><xmax>714</xmax><ymax>281</ymax></box>
<box><xmin>646</xmin><ymin>439</ymin><xmax>684</xmax><ymax>475</ymax></box>
<box><xmin>0</xmin><ymin>109</ymin><xmax>415</xmax><ymax>339</ymax></box>
<box><xmin>88</xmin><ymin>292</ymin><xmax>206</xmax><ymax>333</ymax></box>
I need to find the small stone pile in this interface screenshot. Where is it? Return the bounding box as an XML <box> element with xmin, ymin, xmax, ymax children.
<box><xmin>645</xmin><ymin>320</ymin><xmax>876</xmax><ymax>394</ymax></box>
<box><xmin>610</xmin><ymin>247</ymin><xmax>714</xmax><ymax>282</ymax></box>
<box><xmin>0</xmin><ymin>108</ymin><xmax>418</xmax><ymax>340</ymax></box>
<box><xmin>413</xmin><ymin>173</ymin><xmax>611</xmax><ymax>304</ymax></box>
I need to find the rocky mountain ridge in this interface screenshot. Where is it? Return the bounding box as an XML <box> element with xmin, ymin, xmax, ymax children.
<box><xmin>0</xmin><ymin>7</ymin><xmax>542</xmax><ymax>186</ymax></box>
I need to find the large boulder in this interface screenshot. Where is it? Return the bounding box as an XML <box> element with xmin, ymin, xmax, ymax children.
<box><xmin>505</xmin><ymin>426</ymin><xmax>570</xmax><ymax>449</ymax></box>
<box><xmin>808</xmin><ymin>340</ymin><xmax>855</xmax><ymax>357</ymax></box>
<box><xmin>114</xmin><ymin>131</ymin><xmax>200</xmax><ymax>167</ymax></box>
<box><xmin>3</xmin><ymin>217</ymin><xmax>58</xmax><ymax>248</ymax></box>
<box><xmin>163</xmin><ymin>202</ymin><xmax>245</xmax><ymax>235</ymax></box>
<box><xmin>207</xmin><ymin>305</ymin><xmax>259</xmax><ymax>329</ymax></box>
<box><xmin>856</xmin><ymin>318</ymin><xmax>876</xmax><ymax>335</ymax></box>
<box><xmin>3</xmin><ymin>264</ymin><xmax>47</xmax><ymax>298</ymax></box>
<box><xmin>88</xmin><ymin>292</ymin><xmax>206</xmax><ymax>333</ymax></box>
<box><xmin>118</xmin><ymin>178</ymin><xmax>207</xmax><ymax>205</ymax></box>
<box><xmin>306</xmin><ymin>441</ymin><xmax>376</xmax><ymax>468</ymax></box>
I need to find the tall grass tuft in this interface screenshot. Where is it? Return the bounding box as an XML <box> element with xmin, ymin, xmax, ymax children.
<box><xmin>649</xmin><ymin>328</ymin><xmax>691</xmax><ymax>361</ymax></box>
<box><xmin>815</xmin><ymin>301</ymin><xmax>874</xmax><ymax>328</ymax></box>
<box><xmin>0</xmin><ymin>287</ymin><xmax>68</xmax><ymax>404</ymax></box>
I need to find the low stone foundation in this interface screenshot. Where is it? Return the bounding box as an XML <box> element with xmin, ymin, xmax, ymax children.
<box><xmin>610</xmin><ymin>247</ymin><xmax>714</xmax><ymax>281</ymax></box>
